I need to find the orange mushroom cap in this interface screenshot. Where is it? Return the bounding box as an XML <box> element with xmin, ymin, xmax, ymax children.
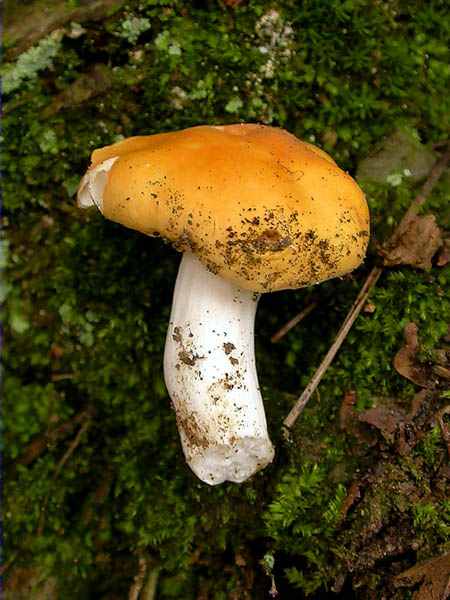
<box><xmin>79</xmin><ymin>124</ymin><xmax>369</xmax><ymax>292</ymax></box>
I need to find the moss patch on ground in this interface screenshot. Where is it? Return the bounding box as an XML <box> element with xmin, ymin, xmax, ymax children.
<box><xmin>3</xmin><ymin>1</ymin><xmax>450</xmax><ymax>598</ymax></box>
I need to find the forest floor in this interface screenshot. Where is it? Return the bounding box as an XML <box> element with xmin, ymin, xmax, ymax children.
<box><xmin>2</xmin><ymin>1</ymin><xmax>450</xmax><ymax>598</ymax></box>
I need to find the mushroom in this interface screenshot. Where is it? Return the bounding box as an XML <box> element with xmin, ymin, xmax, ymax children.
<box><xmin>77</xmin><ymin>124</ymin><xmax>369</xmax><ymax>485</ymax></box>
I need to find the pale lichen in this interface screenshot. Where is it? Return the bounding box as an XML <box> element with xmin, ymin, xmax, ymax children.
<box><xmin>117</xmin><ymin>16</ymin><xmax>151</xmax><ymax>44</ymax></box>
<box><xmin>2</xmin><ymin>30</ymin><xmax>64</xmax><ymax>95</ymax></box>
<box><xmin>155</xmin><ymin>31</ymin><xmax>182</xmax><ymax>56</ymax></box>
<box><xmin>244</xmin><ymin>9</ymin><xmax>295</xmax><ymax>123</ymax></box>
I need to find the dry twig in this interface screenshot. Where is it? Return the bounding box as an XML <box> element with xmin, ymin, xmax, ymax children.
<box><xmin>142</xmin><ymin>567</ymin><xmax>161</xmax><ymax>600</ymax></box>
<box><xmin>37</xmin><ymin>417</ymin><xmax>92</xmax><ymax>534</ymax></box>
<box><xmin>51</xmin><ymin>372</ymin><xmax>77</xmax><ymax>381</ymax></box>
<box><xmin>284</xmin><ymin>144</ymin><xmax>449</xmax><ymax>431</ymax></box>
<box><xmin>0</xmin><ymin>552</ymin><xmax>18</xmax><ymax>577</ymax></box>
<box><xmin>16</xmin><ymin>408</ymin><xmax>93</xmax><ymax>467</ymax></box>
<box><xmin>284</xmin><ymin>266</ymin><xmax>382</xmax><ymax>430</ymax></box>
<box><xmin>271</xmin><ymin>301</ymin><xmax>317</xmax><ymax>343</ymax></box>
<box><xmin>53</xmin><ymin>418</ymin><xmax>91</xmax><ymax>480</ymax></box>
<box><xmin>129</xmin><ymin>556</ymin><xmax>149</xmax><ymax>600</ymax></box>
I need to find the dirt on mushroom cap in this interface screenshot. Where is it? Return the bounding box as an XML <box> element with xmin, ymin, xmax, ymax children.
<box><xmin>88</xmin><ymin>124</ymin><xmax>370</xmax><ymax>292</ymax></box>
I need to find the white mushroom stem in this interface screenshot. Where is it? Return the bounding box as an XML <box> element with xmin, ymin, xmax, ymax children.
<box><xmin>77</xmin><ymin>158</ymin><xmax>274</xmax><ymax>485</ymax></box>
<box><xmin>164</xmin><ymin>252</ymin><xmax>274</xmax><ymax>485</ymax></box>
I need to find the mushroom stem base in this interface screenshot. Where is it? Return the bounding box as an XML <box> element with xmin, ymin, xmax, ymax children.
<box><xmin>164</xmin><ymin>252</ymin><xmax>274</xmax><ymax>485</ymax></box>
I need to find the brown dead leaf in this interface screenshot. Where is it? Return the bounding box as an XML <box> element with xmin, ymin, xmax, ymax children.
<box><xmin>339</xmin><ymin>390</ymin><xmax>377</xmax><ymax>444</ymax></box>
<box><xmin>339</xmin><ymin>481</ymin><xmax>362</xmax><ymax>521</ymax></box>
<box><xmin>358</xmin><ymin>399</ymin><xmax>417</xmax><ymax>455</ymax></box>
<box><xmin>358</xmin><ymin>405</ymin><xmax>407</xmax><ymax>442</ymax></box>
<box><xmin>394</xmin><ymin>553</ymin><xmax>450</xmax><ymax>600</ymax></box>
<box><xmin>437</xmin><ymin>406</ymin><xmax>450</xmax><ymax>457</ymax></box>
<box><xmin>363</xmin><ymin>301</ymin><xmax>376</xmax><ymax>314</ymax></box>
<box><xmin>410</xmin><ymin>389</ymin><xmax>428</xmax><ymax>419</ymax></box>
<box><xmin>433</xmin><ymin>365</ymin><xmax>450</xmax><ymax>380</ymax></box>
<box><xmin>394</xmin><ymin>323</ymin><xmax>429</xmax><ymax>387</ymax></box>
<box><xmin>436</xmin><ymin>238</ymin><xmax>450</xmax><ymax>267</ymax></box>
<box><xmin>340</xmin><ymin>390</ymin><xmax>357</xmax><ymax>430</ymax></box>
<box><xmin>381</xmin><ymin>214</ymin><xmax>443</xmax><ymax>270</ymax></box>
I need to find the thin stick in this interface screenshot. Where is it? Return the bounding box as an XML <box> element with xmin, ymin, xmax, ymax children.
<box><xmin>129</xmin><ymin>557</ymin><xmax>149</xmax><ymax>600</ymax></box>
<box><xmin>16</xmin><ymin>408</ymin><xmax>93</xmax><ymax>467</ymax></box>
<box><xmin>390</xmin><ymin>145</ymin><xmax>450</xmax><ymax>233</ymax></box>
<box><xmin>271</xmin><ymin>301</ymin><xmax>317</xmax><ymax>343</ymax></box>
<box><xmin>283</xmin><ymin>266</ymin><xmax>382</xmax><ymax>430</ymax></box>
<box><xmin>142</xmin><ymin>567</ymin><xmax>161</xmax><ymax>600</ymax></box>
<box><xmin>51</xmin><ymin>372</ymin><xmax>77</xmax><ymax>381</ymax></box>
<box><xmin>37</xmin><ymin>418</ymin><xmax>92</xmax><ymax>534</ymax></box>
<box><xmin>53</xmin><ymin>418</ymin><xmax>91</xmax><ymax>480</ymax></box>
<box><xmin>283</xmin><ymin>143</ymin><xmax>449</xmax><ymax>431</ymax></box>
<box><xmin>0</xmin><ymin>552</ymin><xmax>18</xmax><ymax>577</ymax></box>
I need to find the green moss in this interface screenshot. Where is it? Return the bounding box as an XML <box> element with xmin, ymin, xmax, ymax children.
<box><xmin>415</xmin><ymin>425</ymin><xmax>445</xmax><ymax>467</ymax></box>
<box><xmin>264</xmin><ymin>462</ymin><xmax>347</xmax><ymax>594</ymax></box>
<box><xmin>3</xmin><ymin>0</ymin><xmax>450</xmax><ymax>597</ymax></box>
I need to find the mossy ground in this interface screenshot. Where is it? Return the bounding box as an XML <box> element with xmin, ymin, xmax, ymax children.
<box><xmin>2</xmin><ymin>1</ymin><xmax>450</xmax><ymax>598</ymax></box>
